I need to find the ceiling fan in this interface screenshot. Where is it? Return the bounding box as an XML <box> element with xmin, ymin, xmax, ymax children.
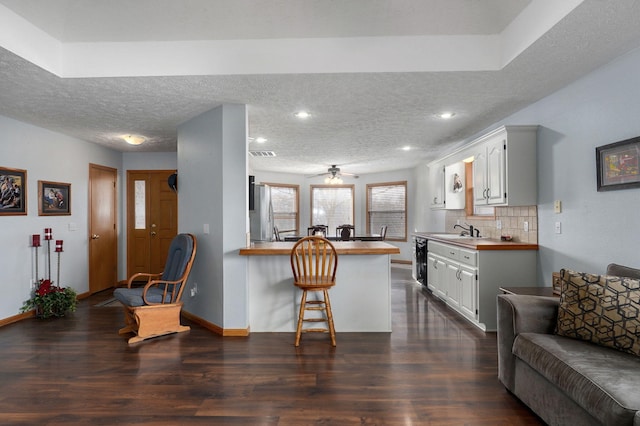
<box><xmin>306</xmin><ymin>165</ymin><xmax>359</xmax><ymax>183</ymax></box>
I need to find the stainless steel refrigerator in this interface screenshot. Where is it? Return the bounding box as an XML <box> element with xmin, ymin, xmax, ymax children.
<box><xmin>249</xmin><ymin>183</ymin><xmax>274</xmax><ymax>242</ymax></box>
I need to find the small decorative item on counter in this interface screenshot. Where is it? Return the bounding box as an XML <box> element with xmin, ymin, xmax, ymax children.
<box><xmin>21</xmin><ymin>279</ymin><xmax>77</xmax><ymax>319</ymax></box>
<box><xmin>501</xmin><ymin>235</ymin><xmax>513</xmax><ymax>241</ymax></box>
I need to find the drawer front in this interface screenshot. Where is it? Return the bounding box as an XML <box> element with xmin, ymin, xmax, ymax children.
<box><xmin>458</xmin><ymin>248</ymin><xmax>477</xmax><ymax>267</ymax></box>
<box><xmin>428</xmin><ymin>241</ymin><xmax>459</xmax><ymax>260</ymax></box>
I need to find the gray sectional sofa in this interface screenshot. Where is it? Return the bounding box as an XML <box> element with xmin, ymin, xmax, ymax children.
<box><xmin>497</xmin><ymin>264</ymin><xmax>640</xmax><ymax>425</ymax></box>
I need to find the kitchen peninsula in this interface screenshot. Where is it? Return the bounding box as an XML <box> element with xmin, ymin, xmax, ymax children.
<box><xmin>239</xmin><ymin>241</ymin><xmax>400</xmax><ymax>332</ymax></box>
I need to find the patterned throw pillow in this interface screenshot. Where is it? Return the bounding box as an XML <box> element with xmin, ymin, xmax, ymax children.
<box><xmin>556</xmin><ymin>269</ymin><xmax>640</xmax><ymax>356</ymax></box>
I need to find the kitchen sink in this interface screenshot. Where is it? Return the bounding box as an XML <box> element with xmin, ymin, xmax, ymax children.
<box><xmin>429</xmin><ymin>233</ymin><xmax>487</xmax><ymax>239</ymax></box>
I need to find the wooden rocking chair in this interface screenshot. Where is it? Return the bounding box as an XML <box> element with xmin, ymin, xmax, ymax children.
<box><xmin>113</xmin><ymin>233</ymin><xmax>197</xmax><ymax>344</ymax></box>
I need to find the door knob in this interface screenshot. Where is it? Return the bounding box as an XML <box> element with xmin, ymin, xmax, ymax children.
<box><xmin>151</xmin><ymin>231</ymin><xmax>157</xmax><ymax>236</ymax></box>
<box><xmin>92</xmin><ymin>234</ymin><xmax>100</xmax><ymax>240</ymax></box>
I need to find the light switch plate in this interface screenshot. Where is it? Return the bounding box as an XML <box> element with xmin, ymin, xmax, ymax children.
<box><xmin>496</xmin><ymin>220</ymin><xmax>502</xmax><ymax>230</ymax></box>
<box><xmin>524</xmin><ymin>221</ymin><xmax>529</xmax><ymax>232</ymax></box>
<box><xmin>555</xmin><ymin>222</ymin><xmax>562</xmax><ymax>234</ymax></box>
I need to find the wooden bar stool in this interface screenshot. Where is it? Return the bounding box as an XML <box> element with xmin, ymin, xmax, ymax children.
<box><xmin>290</xmin><ymin>236</ymin><xmax>338</xmax><ymax>346</ymax></box>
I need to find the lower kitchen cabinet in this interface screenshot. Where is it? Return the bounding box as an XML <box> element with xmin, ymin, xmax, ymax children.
<box><xmin>426</xmin><ymin>240</ymin><xmax>537</xmax><ymax>331</ymax></box>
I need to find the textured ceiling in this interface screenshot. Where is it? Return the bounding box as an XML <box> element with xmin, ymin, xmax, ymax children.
<box><xmin>1</xmin><ymin>1</ymin><xmax>640</xmax><ymax>176</ymax></box>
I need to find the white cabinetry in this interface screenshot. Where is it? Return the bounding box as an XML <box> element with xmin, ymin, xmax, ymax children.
<box><xmin>472</xmin><ymin>125</ymin><xmax>537</xmax><ymax>206</ymax></box>
<box><xmin>427</xmin><ymin>239</ymin><xmax>537</xmax><ymax>331</ymax></box>
<box><xmin>426</xmin><ymin>251</ymin><xmax>447</xmax><ymax>300</ymax></box>
<box><xmin>428</xmin><ymin>162</ymin><xmax>445</xmax><ymax>209</ymax></box>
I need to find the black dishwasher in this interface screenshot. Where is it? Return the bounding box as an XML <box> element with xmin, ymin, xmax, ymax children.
<box><xmin>415</xmin><ymin>237</ymin><xmax>427</xmax><ymax>287</ymax></box>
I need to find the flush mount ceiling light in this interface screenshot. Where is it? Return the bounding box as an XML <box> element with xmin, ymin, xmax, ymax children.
<box><xmin>434</xmin><ymin>112</ymin><xmax>456</xmax><ymax>119</ymax></box>
<box><xmin>122</xmin><ymin>134</ymin><xmax>146</xmax><ymax>145</ymax></box>
<box><xmin>402</xmin><ymin>146</ymin><xmax>411</xmax><ymax>151</ymax></box>
<box><xmin>255</xmin><ymin>137</ymin><xmax>267</xmax><ymax>143</ymax></box>
<box><xmin>294</xmin><ymin>111</ymin><xmax>311</xmax><ymax>119</ymax></box>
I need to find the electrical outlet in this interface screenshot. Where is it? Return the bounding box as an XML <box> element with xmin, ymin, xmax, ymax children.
<box><xmin>524</xmin><ymin>221</ymin><xmax>529</xmax><ymax>232</ymax></box>
<box><xmin>456</xmin><ymin>219</ymin><xmax>461</xmax><ymax>225</ymax></box>
<box><xmin>496</xmin><ymin>220</ymin><xmax>502</xmax><ymax>230</ymax></box>
<box><xmin>190</xmin><ymin>282</ymin><xmax>198</xmax><ymax>297</ymax></box>
<box><xmin>555</xmin><ymin>222</ymin><xmax>562</xmax><ymax>234</ymax></box>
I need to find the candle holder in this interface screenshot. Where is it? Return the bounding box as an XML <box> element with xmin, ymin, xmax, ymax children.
<box><xmin>55</xmin><ymin>240</ymin><xmax>63</xmax><ymax>287</ymax></box>
<box><xmin>32</xmin><ymin>234</ymin><xmax>41</xmax><ymax>282</ymax></box>
<box><xmin>44</xmin><ymin>228</ymin><xmax>52</xmax><ymax>280</ymax></box>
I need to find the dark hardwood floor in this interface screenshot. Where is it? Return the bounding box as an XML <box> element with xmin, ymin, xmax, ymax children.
<box><xmin>0</xmin><ymin>266</ymin><xmax>543</xmax><ymax>425</ymax></box>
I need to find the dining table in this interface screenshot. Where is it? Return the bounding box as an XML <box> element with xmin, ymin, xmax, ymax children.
<box><xmin>283</xmin><ymin>234</ymin><xmax>382</xmax><ymax>242</ymax></box>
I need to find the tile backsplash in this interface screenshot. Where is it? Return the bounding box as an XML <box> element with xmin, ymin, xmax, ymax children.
<box><xmin>444</xmin><ymin>206</ymin><xmax>538</xmax><ymax>244</ymax></box>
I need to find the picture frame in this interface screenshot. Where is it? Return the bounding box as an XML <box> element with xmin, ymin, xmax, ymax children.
<box><xmin>596</xmin><ymin>136</ymin><xmax>640</xmax><ymax>191</ymax></box>
<box><xmin>38</xmin><ymin>180</ymin><xmax>71</xmax><ymax>216</ymax></box>
<box><xmin>0</xmin><ymin>167</ymin><xmax>27</xmax><ymax>215</ymax></box>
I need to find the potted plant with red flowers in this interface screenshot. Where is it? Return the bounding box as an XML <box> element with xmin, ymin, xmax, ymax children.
<box><xmin>21</xmin><ymin>279</ymin><xmax>77</xmax><ymax>318</ymax></box>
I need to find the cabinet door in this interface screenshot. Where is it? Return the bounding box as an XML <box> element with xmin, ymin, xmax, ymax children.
<box><xmin>486</xmin><ymin>136</ymin><xmax>506</xmax><ymax>205</ymax></box>
<box><xmin>445</xmin><ymin>261</ymin><xmax>460</xmax><ymax>308</ymax></box>
<box><xmin>426</xmin><ymin>253</ymin><xmax>437</xmax><ymax>292</ymax></box>
<box><xmin>427</xmin><ymin>254</ymin><xmax>447</xmax><ymax>300</ymax></box>
<box><xmin>472</xmin><ymin>148</ymin><xmax>487</xmax><ymax>205</ymax></box>
<box><xmin>459</xmin><ymin>265</ymin><xmax>477</xmax><ymax>320</ymax></box>
<box><xmin>429</xmin><ymin>163</ymin><xmax>445</xmax><ymax>209</ymax></box>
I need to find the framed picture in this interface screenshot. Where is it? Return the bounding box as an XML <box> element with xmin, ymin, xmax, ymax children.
<box><xmin>38</xmin><ymin>180</ymin><xmax>71</xmax><ymax>216</ymax></box>
<box><xmin>0</xmin><ymin>167</ymin><xmax>27</xmax><ymax>215</ymax></box>
<box><xmin>596</xmin><ymin>136</ymin><xmax>640</xmax><ymax>191</ymax></box>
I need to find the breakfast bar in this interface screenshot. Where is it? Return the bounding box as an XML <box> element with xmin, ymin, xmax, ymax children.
<box><xmin>239</xmin><ymin>241</ymin><xmax>400</xmax><ymax>332</ymax></box>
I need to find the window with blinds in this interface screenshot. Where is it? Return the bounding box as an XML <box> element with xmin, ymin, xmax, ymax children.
<box><xmin>310</xmin><ymin>185</ymin><xmax>354</xmax><ymax>233</ymax></box>
<box><xmin>266</xmin><ymin>183</ymin><xmax>299</xmax><ymax>237</ymax></box>
<box><xmin>367</xmin><ymin>181</ymin><xmax>407</xmax><ymax>241</ymax></box>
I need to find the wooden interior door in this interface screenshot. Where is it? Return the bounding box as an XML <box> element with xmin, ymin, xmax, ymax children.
<box><xmin>127</xmin><ymin>170</ymin><xmax>178</xmax><ymax>277</ymax></box>
<box><xmin>89</xmin><ymin>164</ymin><xmax>118</xmax><ymax>293</ymax></box>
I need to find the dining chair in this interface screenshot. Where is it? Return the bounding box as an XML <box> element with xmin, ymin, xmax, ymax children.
<box><xmin>380</xmin><ymin>225</ymin><xmax>388</xmax><ymax>240</ymax></box>
<box><xmin>336</xmin><ymin>224</ymin><xmax>355</xmax><ymax>240</ymax></box>
<box><xmin>307</xmin><ymin>225</ymin><xmax>328</xmax><ymax>237</ymax></box>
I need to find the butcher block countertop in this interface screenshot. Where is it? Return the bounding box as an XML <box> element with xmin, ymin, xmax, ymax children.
<box><xmin>239</xmin><ymin>241</ymin><xmax>400</xmax><ymax>256</ymax></box>
<box><xmin>413</xmin><ymin>232</ymin><xmax>538</xmax><ymax>251</ymax></box>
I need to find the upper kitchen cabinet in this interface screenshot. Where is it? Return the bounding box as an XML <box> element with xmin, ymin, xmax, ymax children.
<box><xmin>428</xmin><ymin>161</ymin><xmax>445</xmax><ymax>209</ymax></box>
<box><xmin>472</xmin><ymin>125</ymin><xmax>537</xmax><ymax>207</ymax></box>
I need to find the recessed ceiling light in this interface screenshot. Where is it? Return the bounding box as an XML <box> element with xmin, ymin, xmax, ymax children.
<box><xmin>402</xmin><ymin>146</ymin><xmax>411</xmax><ymax>151</ymax></box>
<box><xmin>122</xmin><ymin>134</ymin><xmax>146</xmax><ymax>145</ymax></box>
<box><xmin>435</xmin><ymin>112</ymin><xmax>456</xmax><ymax>119</ymax></box>
<box><xmin>294</xmin><ymin>111</ymin><xmax>311</xmax><ymax>119</ymax></box>
<box><xmin>255</xmin><ymin>137</ymin><xmax>267</xmax><ymax>143</ymax></box>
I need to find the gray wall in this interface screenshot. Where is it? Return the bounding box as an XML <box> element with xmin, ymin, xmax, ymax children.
<box><xmin>0</xmin><ymin>115</ymin><xmax>122</xmax><ymax>319</ymax></box>
<box><xmin>177</xmin><ymin>104</ymin><xmax>249</xmax><ymax>329</ymax></box>
<box><xmin>424</xmin><ymin>45</ymin><xmax>640</xmax><ymax>285</ymax></box>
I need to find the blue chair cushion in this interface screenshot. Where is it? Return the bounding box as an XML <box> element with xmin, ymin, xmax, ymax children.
<box><xmin>113</xmin><ymin>286</ymin><xmax>172</xmax><ymax>307</ymax></box>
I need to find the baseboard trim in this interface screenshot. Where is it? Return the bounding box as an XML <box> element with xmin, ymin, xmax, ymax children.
<box><xmin>181</xmin><ymin>310</ymin><xmax>250</xmax><ymax>337</ymax></box>
<box><xmin>0</xmin><ymin>310</ymin><xmax>34</xmax><ymax>327</ymax></box>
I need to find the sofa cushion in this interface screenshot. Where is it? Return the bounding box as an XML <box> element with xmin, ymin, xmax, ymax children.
<box><xmin>513</xmin><ymin>332</ymin><xmax>640</xmax><ymax>426</ymax></box>
<box><xmin>556</xmin><ymin>269</ymin><xmax>640</xmax><ymax>356</ymax></box>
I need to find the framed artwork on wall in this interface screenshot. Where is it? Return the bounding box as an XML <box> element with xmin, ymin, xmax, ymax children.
<box><xmin>38</xmin><ymin>180</ymin><xmax>71</xmax><ymax>216</ymax></box>
<box><xmin>596</xmin><ymin>136</ymin><xmax>640</xmax><ymax>191</ymax></box>
<box><xmin>0</xmin><ymin>167</ymin><xmax>27</xmax><ymax>215</ymax></box>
